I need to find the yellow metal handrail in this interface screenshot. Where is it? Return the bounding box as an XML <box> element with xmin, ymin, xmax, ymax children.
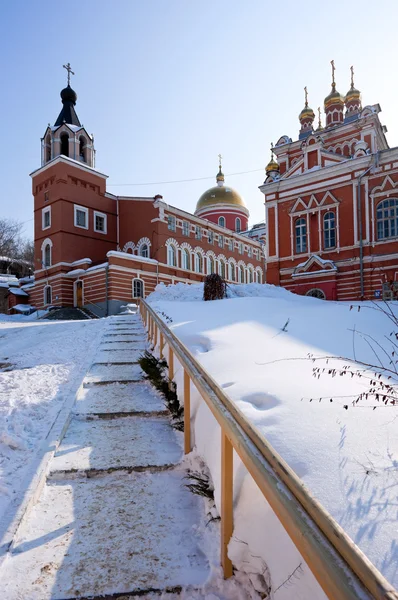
<box><xmin>140</xmin><ymin>299</ymin><xmax>398</xmax><ymax>600</ymax></box>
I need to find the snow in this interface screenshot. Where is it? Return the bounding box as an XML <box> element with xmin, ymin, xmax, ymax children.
<box><xmin>0</xmin><ymin>315</ymin><xmax>105</xmax><ymax>521</ymax></box>
<box><xmin>1</xmin><ymin>313</ymin><xmax>263</xmax><ymax>600</ymax></box>
<box><xmin>107</xmin><ymin>250</ymin><xmax>159</xmax><ymax>264</ymax></box>
<box><xmin>148</xmin><ymin>282</ymin><xmax>398</xmax><ymax>595</ymax></box>
<box><xmin>8</xmin><ymin>288</ymin><xmax>28</xmax><ymax>296</ymax></box>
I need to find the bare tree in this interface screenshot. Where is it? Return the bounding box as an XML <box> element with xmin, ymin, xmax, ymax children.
<box><xmin>0</xmin><ymin>219</ymin><xmax>23</xmax><ymax>257</ymax></box>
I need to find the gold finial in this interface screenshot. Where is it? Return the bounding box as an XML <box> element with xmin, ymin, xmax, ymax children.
<box><xmin>218</xmin><ymin>153</ymin><xmax>222</xmax><ymax>170</ymax></box>
<box><xmin>304</xmin><ymin>86</ymin><xmax>308</xmax><ymax>107</ymax></box>
<box><xmin>331</xmin><ymin>59</ymin><xmax>336</xmax><ymax>89</ymax></box>
<box><xmin>270</xmin><ymin>142</ymin><xmax>274</xmax><ymax>160</ymax></box>
<box><xmin>350</xmin><ymin>65</ymin><xmax>355</xmax><ymax>89</ymax></box>
<box><xmin>317</xmin><ymin>107</ymin><xmax>322</xmax><ymax>130</ymax></box>
<box><xmin>63</xmin><ymin>62</ymin><xmax>75</xmax><ymax>86</ymax></box>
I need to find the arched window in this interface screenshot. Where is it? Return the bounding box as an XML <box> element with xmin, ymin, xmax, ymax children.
<box><xmin>295</xmin><ymin>218</ymin><xmax>307</xmax><ymax>253</ymax></box>
<box><xmin>46</xmin><ymin>135</ymin><xmax>51</xmax><ymax>162</ymax></box>
<box><xmin>44</xmin><ymin>285</ymin><xmax>52</xmax><ymax>305</ymax></box>
<box><xmin>235</xmin><ymin>217</ymin><xmax>241</xmax><ymax>233</ymax></box>
<box><xmin>207</xmin><ymin>255</ymin><xmax>215</xmax><ymax>274</ymax></box>
<box><xmin>182</xmin><ymin>248</ymin><xmax>190</xmax><ymax>270</ymax></box>
<box><xmin>195</xmin><ymin>252</ymin><xmax>203</xmax><ymax>273</ymax></box>
<box><xmin>218</xmin><ymin>216</ymin><xmax>225</xmax><ymax>228</ymax></box>
<box><xmin>324</xmin><ymin>212</ymin><xmax>336</xmax><ymax>249</ymax></box>
<box><xmin>167</xmin><ymin>244</ymin><xmax>177</xmax><ymax>267</ymax></box>
<box><xmin>256</xmin><ymin>269</ymin><xmax>262</xmax><ymax>284</ymax></box>
<box><xmin>229</xmin><ymin>262</ymin><xmax>236</xmax><ymax>281</ymax></box>
<box><xmin>306</xmin><ymin>288</ymin><xmax>326</xmax><ymax>300</ymax></box>
<box><xmin>219</xmin><ymin>260</ymin><xmax>226</xmax><ymax>279</ymax></box>
<box><xmin>44</xmin><ymin>243</ymin><xmax>51</xmax><ymax>267</ymax></box>
<box><xmin>79</xmin><ymin>136</ymin><xmax>86</xmax><ymax>162</ymax></box>
<box><xmin>140</xmin><ymin>244</ymin><xmax>149</xmax><ymax>258</ymax></box>
<box><xmin>377</xmin><ymin>199</ymin><xmax>398</xmax><ymax>240</ymax></box>
<box><xmin>248</xmin><ymin>268</ymin><xmax>254</xmax><ymax>283</ymax></box>
<box><xmin>132</xmin><ymin>278</ymin><xmax>144</xmax><ymax>298</ymax></box>
<box><xmin>60</xmin><ymin>133</ymin><xmax>69</xmax><ymax>157</ymax></box>
<box><xmin>239</xmin><ymin>265</ymin><xmax>245</xmax><ymax>283</ymax></box>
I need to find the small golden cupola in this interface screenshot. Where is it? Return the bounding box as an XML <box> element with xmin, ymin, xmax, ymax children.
<box><xmin>195</xmin><ymin>155</ymin><xmax>249</xmax><ymax>231</ymax></box>
<box><xmin>265</xmin><ymin>144</ymin><xmax>280</xmax><ymax>181</ymax></box>
<box><xmin>299</xmin><ymin>87</ymin><xmax>315</xmax><ymax>139</ymax></box>
<box><xmin>324</xmin><ymin>60</ymin><xmax>345</xmax><ymax>127</ymax></box>
<box><xmin>345</xmin><ymin>65</ymin><xmax>362</xmax><ymax>122</ymax></box>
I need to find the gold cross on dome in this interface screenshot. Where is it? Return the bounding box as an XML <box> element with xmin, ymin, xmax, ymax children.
<box><xmin>270</xmin><ymin>142</ymin><xmax>274</xmax><ymax>159</ymax></box>
<box><xmin>63</xmin><ymin>62</ymin><xmax>75</xmax><ymax>86</ymax></box>
<box><xmin>331</xmin><ymin>59</ymin><xmax>336</xmax><ymax>87</ymax></box>
<box><xmin>350</xmin><ymin>65</ymin><xmax>355</xmax><ymax>88</ymax></box>
<box><xmin>218</xmin><ymin>153</ymin><xmax>222</xmax><ymax>169</ymax></box>
<box><xmin>304</xmin><ymin>86</ymin><xmax>308</xmax><ymax>107</ymax></box>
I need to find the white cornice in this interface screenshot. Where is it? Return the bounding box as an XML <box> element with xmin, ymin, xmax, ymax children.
<box><xmin>30</xmin><ymin>155</ymin><xmax>108</xmax><ymax>179</ymax></box>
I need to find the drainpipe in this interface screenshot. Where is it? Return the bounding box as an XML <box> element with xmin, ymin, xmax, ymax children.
<box><xmin>116</xmin><ymin>197</ymin><xmax>120</xmax><ymax>249</ymax></box>
<box><xmin>357</xmin><ymin>152</ymin><xmax>379</xmax><ymax>300</ymax></box>
<box><xmin>105</xmin><ymin>263</ymin><xmax>109</xmax><ymax>317</ymax></box>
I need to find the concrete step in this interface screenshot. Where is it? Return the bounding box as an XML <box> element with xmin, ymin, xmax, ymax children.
<box><xmin>74</xmin><ymin>382</ymin><xmax>166</xmax><ymax>416</ymax></box>
<box><xmin>2</xmin><ymin>471</ymin><xmax>209</xmax><ymax>599</ymax></box>
<box><xmin>100</xmin><ymin>340</ymin><xmax>146</xmax><ymax>350</ymax></box>
<box><xmin>94</xmin><ymin>349</ymin><xmax>143</xmax><ymax>364</ymax></box>
<box><xmin>49</xmin><ymin>416</ymin><xmax>182</xmax><ymax>477</ymax></box>
<box><xmin>84</xmin><ymin>363</ymin><xmax>143</xmax><ymax>384</ymax></box>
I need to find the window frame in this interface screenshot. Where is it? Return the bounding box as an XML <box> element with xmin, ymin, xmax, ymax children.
<box><xmin>182</xmin><ymin>220</ymin><xmax>190</xmax><ymax>237</ymax></box>
<box><xmin>167</xmin><ymin>215</ymin><xmax>176</xmax><ymax>231</ymax></box>
<box><xmin>218</xmin><ymin>234</ymin><xmax>224</xmax><ymax>249</ymax></box>
<box><xmin>74</xmin><ymin>204</ymin><xmax>89</xmax><ymax>230</ymax></box>
<box><xmin>295</xmin><ymin>217</ymin><xmax>307</xmax><ymax>254</ymax></box>
<box><xmin>94</xmin><ymin>210</ymin><xmax>107</xmax><ymax>234</ymax></box>
<box><xmin>218</xmin><ymin>216</ymin><xmax>226</xmax><ymax>228</ymax></box>
<box><xmin>167</xmin><ymin>244</ymin><xmax>177</xmax><ymax>267</ymax></box>
<box><xmin>132</xmin><ymin>278</ymin><xmax>145</xmax><ymax>299</ymax></box>
<box><xmin>235</xmin><ymin>217</ymin><xmax>241</xmax><ymax>233</ymax></box>
<box><xmin>42</xmin><ymin>206</ymin><xmax>51</xmax><ymax>230</ymax></box>
<box><xmin>323</xmin><ymin>211</ymin><xmax>336</xmax><ymax>249</ymax></box>
<box><xmin>44</xmin><ymin>285</ymin><xmax>52</xmax><ymax>306</ymax></box>
<box><xmin>195</xmin><ymin>225</ymin><xmax>202</xmax><ymax>240</ymax></box>
<box><xmin>376</xmin><ymin>198</ymin><xmax>398</xmax><ymax>241</ymax></box>
<box><xmin>208</xmin><ymin>230</ymin><xmax>214</xmax><ymax>244</ymax></box>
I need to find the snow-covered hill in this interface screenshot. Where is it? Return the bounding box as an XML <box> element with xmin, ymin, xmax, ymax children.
<box><xmin>148</xmin><ymin>282</ymin><xmax>398</xmax><ymax>593</ymax></box>
<box><xmin>0</xmin><ymin>316</ymin><xmax>105</xmax><ymax>520</ymax></box>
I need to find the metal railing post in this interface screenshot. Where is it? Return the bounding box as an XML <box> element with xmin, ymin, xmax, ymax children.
<box><xmin>184</xmin><ymin>370</ymin><xmax>191</xmax><ymax>454</ymax></box>
<box><xmin>221</xmin><ymin>430</ymin><xmax>233</xmax><ymax>578</ymax></box>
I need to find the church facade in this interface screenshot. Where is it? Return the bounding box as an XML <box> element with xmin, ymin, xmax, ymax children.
<box><xmin>261</xmin><ymin>64</ymin><xmax>398</xmax><ymax>301</ymax></box>
<box><xmin>28</xmin><ymin>72</ymin><xmax>264</xmax><ymax>315</ymax></box>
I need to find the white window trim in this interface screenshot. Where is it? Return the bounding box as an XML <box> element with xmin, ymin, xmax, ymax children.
<box><xmin>42</xmin><ymin>206</ymin><xmax>51</xmax><ymax>230</ymax></box>
<box><xmin>132</xmin><ymin>278</ymin><xmax>145</xmax><ymax>299</ymax></box>
<box><xmin>43</xmin><ymin>284</ymin><xmax>52</xmax><ymax>306</ymax></box>
<box><xmin>94</xmin><ymin>210</ymin><xmax>107</xmax><ymax>234</ymax></box>
<box><xmin>74</xmin><ymin>204</ymin><xmax>89</xmax><ymax>230</ymax></box>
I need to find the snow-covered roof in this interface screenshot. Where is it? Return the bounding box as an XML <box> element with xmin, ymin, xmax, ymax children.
<box><xmin>9</xmin><ymin>288</ymin><xmax>28</xmax><ymax>297</ymax></box>
<box><xmin>12</xmin><ymin>303</ymin><xmax>33</xmax><ymax>313</ymax></box>
<box><xmin>107</xmin><ymin>251</ymin><xmax>159</xmax><ymax>264</ymax></box>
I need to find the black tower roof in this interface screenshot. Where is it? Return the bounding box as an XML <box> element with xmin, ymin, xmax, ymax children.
<box><xmin>54</xmin><ymin>85</ymin><xmax>81</xmax><ymax>127</ymax></box>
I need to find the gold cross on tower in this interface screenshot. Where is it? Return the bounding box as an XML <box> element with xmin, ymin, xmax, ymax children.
<box><xmin>304</xmin><ymin>86</ymin><xmax>308</xmax><ymax>107</ymax></box>
<box><xmin>350</xmin><ymin>65</ymin><xmax>355</xmax><ymax>89</ymax></box>
<box><xmin>63</xmin><ymin>62</ymin><xmax>75</xmax><ymax>86</ymax></box>
<box><xmin>330</xmin><ymin>59</ymin><xmax>336</xmax><ymax>88</ymax></box>
<box><xmin>218</xmin><ymin>153</ymin><xmax>222</xmax><ymax>169</ymax></box>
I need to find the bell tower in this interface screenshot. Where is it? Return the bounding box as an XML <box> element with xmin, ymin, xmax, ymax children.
<box><xmin>41</xmin><ymin>63</ymin><xmax>95</xmax><ymax>167</ymax></box>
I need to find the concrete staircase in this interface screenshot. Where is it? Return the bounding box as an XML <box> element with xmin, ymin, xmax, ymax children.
<box><xmin>1</xmin><ymin>315</ymin><xmax>210</xmax><ymax>599</ymax></box>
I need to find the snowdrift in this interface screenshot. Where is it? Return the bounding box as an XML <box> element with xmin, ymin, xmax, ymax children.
<box><xmin>148</xmin><ymin>282</ymin><xmax>398</xmax><ymax>596</ymax></box>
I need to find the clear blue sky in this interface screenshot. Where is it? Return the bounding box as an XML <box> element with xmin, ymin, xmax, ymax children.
<box><xmin>1</xmin><ymin>0</ymin><xmax>397</xmax><ymax>239</ymax></box>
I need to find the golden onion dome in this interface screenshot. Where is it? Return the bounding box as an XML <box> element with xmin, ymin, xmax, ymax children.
<box><xmin>345</xmin><ymin>86</ymin><xmax>361</xmax><ymax>103</ymax></box>
<box><xmin>196</xmin><ymin>185</ymin><xmax>246</xmax><ymax>212</ymax></box>
<box><xmin>299</xmin><ymin>105</ymin><xmax>315</xmax><ymax>121</ymax></box>
<box><xmin>324</xmin><ymin>85</ymin><xmax>344</xmax><ymax>109</ymax></box>
<box><xmin>265</xmin><ymin>156</ymin><xmax>279</xmax><ymax>174</ymax></box>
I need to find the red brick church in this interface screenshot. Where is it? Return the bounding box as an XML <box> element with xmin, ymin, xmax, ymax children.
<box><xmin>29</xmin><ymin>66</ymin><xmax>264</xmax><ymax>315</ymax></box>
<box><xmin>261</xmin><ymin>62</ymin><xmax>398</xmax><ymax>301</ymax></box>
